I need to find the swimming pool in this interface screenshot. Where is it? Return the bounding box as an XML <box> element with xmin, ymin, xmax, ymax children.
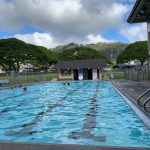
<box><xmin>0</xmin><ymin>81</ymin><xmax>150</xmax><ymax>147</ymax></box>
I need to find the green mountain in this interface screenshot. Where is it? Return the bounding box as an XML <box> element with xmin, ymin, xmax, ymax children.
<box><xmin>50</xmin><ymin>42</ymin><xmax>79</xmax><ymax>52</ymax></box>
<box><xmin>57</xmin><ymin>47</ymin><xmax>106</xmax><ymax>61</ymax></box>
<box><xmin>86</xmin><ymin>42</ymin><xmax>128</xmax><ymax>63</ymax></box>
<box><xmin>50</xmin><ymin>42</ymin><xmax>128</xmax><ymax>64</ymax></box>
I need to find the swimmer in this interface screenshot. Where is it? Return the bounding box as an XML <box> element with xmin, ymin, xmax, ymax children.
<box><xmin>23</xmin><ymin>87</ymin><xmax>27</xmax><ymax>92</ymax></box>
<box><xmin>19</xmin><ymin>84</ymin><xmax>23</xmax><ymax>88</ymax></box>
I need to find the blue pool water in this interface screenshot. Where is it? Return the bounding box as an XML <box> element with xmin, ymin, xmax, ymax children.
<box><xmin>0</xmin><ymin>81</ymin><xmax>150</xmax><ymax>147</ymax></box>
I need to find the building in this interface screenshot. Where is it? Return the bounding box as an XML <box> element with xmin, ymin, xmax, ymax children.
<box><xmin>54</xmin><ymin>59</ymin><xmax>106</xmax><ymax>81</ymax></box>
<box><xmin>128</xmin><ymin>0</ymin><xmax>150</xmax><ymax>54</ymax></box>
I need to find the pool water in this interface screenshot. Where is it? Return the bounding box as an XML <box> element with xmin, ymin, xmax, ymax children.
<box><xmin>0</xmin><ymin>81</ymin><xmax>150</xmax><ymax>147</ymax></box>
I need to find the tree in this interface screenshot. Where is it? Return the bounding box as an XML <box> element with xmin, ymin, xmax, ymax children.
<box><xmin>0</xmin><ymin>38</ymin><xmax>29</xmax><ymax>71</ymax></box>
<box><xmin>57</xmin><ymin>47</ymin><xmax>106</xmax><ymax>61</ymax></box>
<box><xmin>0</xmin><ymin>38</ymin><xmax>57</xmax><ymax>72</ymax></box>
<box><xmin>117</xmin><ymin>41</ymin><xmax>149</xmax><ymax>65</ymax></box>
<box><xmin>28</xmin><ymin>45</ymin><xmax>56</xmax><ymax>71</ymax></box>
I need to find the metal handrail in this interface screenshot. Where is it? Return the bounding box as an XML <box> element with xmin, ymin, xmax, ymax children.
<box><xmin>137</xmin><ymin>88</ymin><xmax>150</xmax><ymax>107</ymax></box>
<box><xmin>144</xmin><ymin>97</ymin><xmax>150</xmax><ymax>113</ymax></box>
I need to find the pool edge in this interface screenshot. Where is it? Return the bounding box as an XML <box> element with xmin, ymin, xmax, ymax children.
<box><xmin>110</xmin><ymin>81</ymin><xmax>150</xmax><ymax>129</ymax></box>
<box><xmin>0</xmin><ymin>142</ymin><xmax>150</xmax><ymax>150</ymax></box>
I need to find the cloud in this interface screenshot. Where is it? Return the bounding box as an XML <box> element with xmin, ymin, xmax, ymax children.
<box><xmin>12</xmin><ymin>32</ymin><xmax>115</xmax><ymax>48</ymax></box>
<box><xmin>120</xmin><ymin>24</ymin><xmax>147</xmax><ymax>42</ymax></box>
<box><xmin>0</xmin><ymin>0</ymin><xmax>129</xmax><ymax>36</ymax></box>
<box><xmin>13</xmin><ymin>32</ymin><xmax>58</xmax><ymax>48</ymax></box>
<box><xmin>1</xmin><ymin>0</ymin><xmax>145</xmax><ymax>47</ymax></box>
<box><xmin>85</xmin><ymin>34</ymin><xmax>115</xmax><ymax>44</ymax></box>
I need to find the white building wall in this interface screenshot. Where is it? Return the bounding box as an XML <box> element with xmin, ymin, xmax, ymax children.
<box><xmin>92</xmin><ymin>69</ymin><xmax>97</xmax><ymax>80</ymax></box>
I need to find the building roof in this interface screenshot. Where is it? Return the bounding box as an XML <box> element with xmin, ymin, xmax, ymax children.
<box><xmin>128</xmin><ymin>0</ymin><xmax>150</xmax><ymax>23</ymax></box>
<box><xmin>54</xmin><ymin>59</ymin><xmax>107</xmax><ymax>69</ymax></box>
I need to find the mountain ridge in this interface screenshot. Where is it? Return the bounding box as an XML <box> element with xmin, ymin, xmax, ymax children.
<box><xmin>50</xmin><ymin>42</ymin><xmax>128</xmax><ymax>63</ymax></box>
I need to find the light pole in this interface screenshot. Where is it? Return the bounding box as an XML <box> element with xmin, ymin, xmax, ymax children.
<box><xmin>109</xmin><ymin>44</ymin><xmax>114</xmax><ymax>79</ymax></box>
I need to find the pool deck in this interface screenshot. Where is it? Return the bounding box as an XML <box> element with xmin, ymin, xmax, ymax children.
<box><xmin>111</xmin><ymin>79</ymin><xmax>150</xmax><ymax>111</ymax></box>
<box><xmin>0</xmin><ymin>142</ymin><xmax>150</xmax><ymax>150</ymax></box>
<box><xmin>111</xmin><ymin>79</ymin><xmax>150</xmax><ymax>130</ymax></box>
<box><xmin>111</xmin><ymin>79</ymin><xmax>150</xmax><ymax>100</ymax></box>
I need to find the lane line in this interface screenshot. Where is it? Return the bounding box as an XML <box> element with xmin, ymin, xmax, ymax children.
<box><xmin>68</xmin><ymin>82</ymin><xmax>106</xmax><ymax>142</ymax></box>
<box><xmin>0</xmin><ymin>86</ymin><xmax>65</xmax><ymax>115</ymax></box>
<box><xmin>5</xmin><ymin>83</ymin><xmax>86</xmax><ymax>136</ymax></box>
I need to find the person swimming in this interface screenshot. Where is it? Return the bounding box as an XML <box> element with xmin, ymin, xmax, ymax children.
<box><xmin>63</xmin><ymin>82</ymin><xmax>70</xmax><ymax>86</ymax></box>
<box><xmin>23</xmin><ymin>87</ymin><xmax>27</xmax><ymax>92</ymax></box>
<box><xmin>19</xmin><ymin>84</ymin><xmax>23</xmax><ymax>88</ymax></box>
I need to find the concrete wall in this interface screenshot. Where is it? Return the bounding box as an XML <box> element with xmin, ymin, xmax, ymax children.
<box><xmin>58</xmin><ymin>69</ymin><xmax>74</xmax><ymax>80</ymax></box>
<box><xmin>99</xmin><ymin>70</ymin><xmax>102</xmax><ymax>80</ymax></box>
<box><xmin>92</xmin><ymin>69</ymin><xmax>97</xmax><ymax>80</ymax></box>
<box><xmin>92</xmin><ymin>69</ymin><xmax>103</xmax><ymax>80</ymax></box>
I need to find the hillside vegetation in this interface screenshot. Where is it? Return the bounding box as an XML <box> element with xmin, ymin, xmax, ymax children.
<box><xmin>50</xmin><ymin>42</ymin><xmax>128</xmax><ymax>63</ymax></box>
<box><xmin>57</xmin><ymin>47</ymin><xmax>106</xmax><ymax>61</ymax></box>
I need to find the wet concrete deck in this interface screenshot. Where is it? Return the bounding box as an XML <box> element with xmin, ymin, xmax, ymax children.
<box><xmin>0</xmin><ymin>142</ymin><xmax>150</xmax><ymax>150</ymax></box>
<box><xmin>111</xmin><ymin>79</ymin><xmax>150</xmax><ymax>115</ymax></box>
<box><xmin>111</xmin><ymin>80</ymin><xmax>150</xmax><ymax>99</ymax></box>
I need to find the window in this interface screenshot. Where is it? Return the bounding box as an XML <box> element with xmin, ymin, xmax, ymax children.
<box><xmin>61</xmin><ymin>69</ymin><xmax>71</xmax><ymax>76</ymax></box>
<box><xmin>61</xmin><ymin>70</ymin><xmax>65</xmax><ymax>76</ymax></box>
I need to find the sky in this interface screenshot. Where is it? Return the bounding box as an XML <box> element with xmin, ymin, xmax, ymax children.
<box><xmin>0</xmin><ymin>0</ymin><xmax>147</xmax><ymax>48</ymax></box>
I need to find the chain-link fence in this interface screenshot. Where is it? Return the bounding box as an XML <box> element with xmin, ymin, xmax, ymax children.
<box><xmin>0</xmin><ymin>71</ymin><xmax>58</xmax><ymax>87</ymax></box>
<box><xmin>107</xmin><ymin>64</ymin><xmax>150</xmax><ymax>81</ymax></box>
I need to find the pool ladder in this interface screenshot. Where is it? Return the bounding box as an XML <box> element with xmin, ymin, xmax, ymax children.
<box><xmin>137</xmin><ymin>88</ymin><xmax>150</xmax><ymax>113</ymax></box>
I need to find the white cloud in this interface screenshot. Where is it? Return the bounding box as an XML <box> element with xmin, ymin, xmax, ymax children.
<box><xmin>11</xmin><ymin>32</ymin><xmax>115</xmax><ymax>48</ymax></box>
<box><xmin>0</xmin><ymin>0</ymin><xmax>129</xmax><ymax>37</ymax></box>
<box><xmin>1</xmin><ymin>0</ymin><xmax>143</xmax><ymax>47</ymax></box>
<box><xmin>13</xmin><ymin>32</ymin><xmax>58</xmax><ymax>48</ymax></box>
<box><xmin>120</xmin><ymin>24</ymin><xmax>147</xmax><ymax>42</ymax></box>
<box><xmin>85</xmin><ymin>34</ymin><xmax>115</xmax><ymax>44</ymax></box>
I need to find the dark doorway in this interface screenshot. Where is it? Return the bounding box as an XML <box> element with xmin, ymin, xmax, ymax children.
<box><xmin>97</xmin><ymin>69</ymin><xmax>99</xmax><ymax>79</ymax></box>
<box><xmin>74</xmin><ymin>69</ymin><xmax>78</xmax><ymax>80</ymax></box>
<box><xmin>83</xmin><ymin>69</ymin><xmax>88</xmax><ymax>80</ymax></box>
<box><xmin>88</xmin><ymin>69</ymin><xmax>92</xmax><ymax>80</ymax></box>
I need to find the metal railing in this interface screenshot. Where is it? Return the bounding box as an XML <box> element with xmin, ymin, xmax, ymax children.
<box><xmin>137</xmin><ymin>88</ymin><xmax>150</xmax><ymax>113</ymax></box>
<box><xmin>144</xmin><ymin>97</ymin><xmax>150</xmax><ymax>113</ymax></box>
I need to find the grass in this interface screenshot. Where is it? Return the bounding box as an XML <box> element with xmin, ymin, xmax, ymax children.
<box><xmin>0</xmin><ymin>72</ymin><xmax>58</xmax><ymax>85</ymax></box>
<box><xmin>103</xmin><ymin>70</ymin><xmax>124</xmax><ymax>79</ymax></box>
<box><xmin>113</xmin><ymin>70</ymin><xmax>124</xmax><ymax>79</ymax></box>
